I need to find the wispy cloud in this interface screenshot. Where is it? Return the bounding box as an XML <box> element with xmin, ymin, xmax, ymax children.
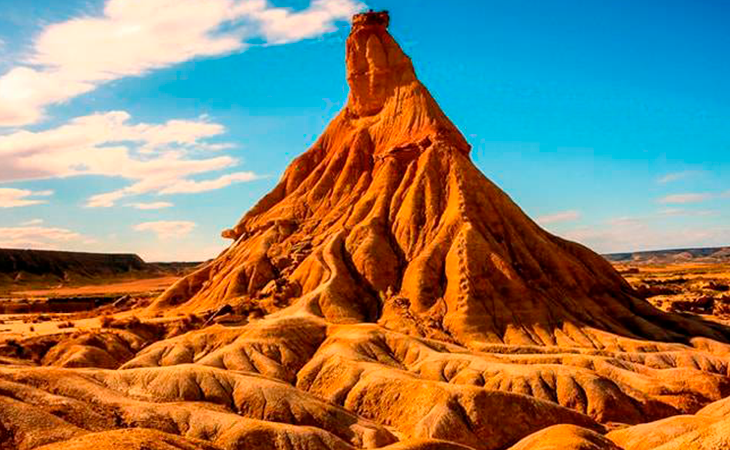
<box><xmin>0</xmin><ymin>188</ymin><xmax>53</xmax><ymax>208</ymax></box>
<box><xmin>159</xmin><ymin>171</ymin><xmax>259</xmax><ymax>194</ymax></box>
<box><xmin>561</xmin><ymin>200</ymin><xmax>729</xmax><ymax>253</ymax></box>
<box><xmin>0</xmin><ymin>225</ymin><xmax>83</xmax><ymax>249</ymax></box>
<box><xmin>139</xmin><ymin>242</ymin><xmax>226</xmax><ymax>262</ymax></box>
<box><xmin>0</xmin><ymin>0</ymin><xmax>364</xmax><ymax>127</ymax></box>
<box><xmin>252</xmin><ymin>0</ymin><xmax>366</xmax><ymax>44</ymax></box>
<box><xmin>127</xmin><ymin>202</ymin><xmax>174</xmax><ymax>210</ymax></box>
<box><xmin>0</xmin><ymin>111</ymin><xmax>259</xmax><ymax>207</ymax></box>
<box><xmin>564</xmin><ymin>216</ymin><xmax>730</xmax><ymax>254</ymax></box>
<box><xmin>134</xmin><ymin>220</ymin><xmax>196</xmax><ymax>239</ymax></box>
<box><xmin>20</xmin><ymin>219</ymin><xmax>44</xmax><ymax>226</ymax></box>
<box><xmin>658</xmin><ymin>193</ymin><xmax>713</xmax><ymax>204</ymax></box>
<box><xmin>537</xmin><ymin>210</ymin><xmax>581</xmax><ymax>225</ymax></box>
<box><xmin>656</xmin><ymin>170</ymin><xmax>703</xmax><ymax>184</ymax></box>
<box><xmin>657</xmin><ymin>208</ymin><xmax>684</xmax><ymax>216</ymax></box>
<box><xmin>657</xmin><ymin>208</ymin><xmax>717</xmax><ymax>217</ymax></box>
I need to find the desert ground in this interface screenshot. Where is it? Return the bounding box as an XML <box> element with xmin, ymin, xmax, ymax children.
<box><xmin>0</xmin><ymin>275</ymin><xmax>181</xmax><ymax>338</ymax></box>
<box><xmin>8</xmin><ymin>276</ymin><xmax>180</xmax><ymax>298</ymax></box>
<box><xmin>616</xmin><ymin>262</ymin><xmax>730</xmax><ymax>323</ymax></box>
<box><xmin>4</xmin><ymin>262</ymin><xmax>730</xmax><ymax>450</ymax></box>
<box><xmin>2</xmin><ymin>10</ymin><xmax>730</xmax><ymax>450</ymax></box>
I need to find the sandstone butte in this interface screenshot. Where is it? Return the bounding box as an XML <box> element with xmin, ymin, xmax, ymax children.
<box><xmin>2</xmin><ymin>10</ymin><xmax>730</xmax><ymax>450</ymax></box>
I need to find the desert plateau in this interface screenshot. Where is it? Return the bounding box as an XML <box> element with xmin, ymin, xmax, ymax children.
<box><xmin>2</xmin><ymin>5</ymin><xmax>730</xmax><ymax>450</ymax></box>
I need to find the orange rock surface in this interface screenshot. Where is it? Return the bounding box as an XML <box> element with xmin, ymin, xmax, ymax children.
<box><xmin>2</xmin><ymin>11</ymin><xmax>730</xmax><ymax>450</ymax></box>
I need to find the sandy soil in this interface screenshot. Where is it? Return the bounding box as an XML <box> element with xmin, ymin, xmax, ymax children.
<box><xmin>0</xmin><ymin>276</ymin><xmax>180</xmax><ymax>337</ymax></box>
<box><xmin>613</xmin><ymin>262</ymin><xmax>730</xmax><ymax>323</ymax></box>
<box><xmin>0</xmin><ymin>315</ymin><xmax>101</xmax><ymax>338</ymax></box>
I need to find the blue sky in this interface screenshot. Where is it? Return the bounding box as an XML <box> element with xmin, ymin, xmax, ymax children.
<box><xmin>0</xmin><ymin>0</ymin><xmax>729</xmax><ymax>261</ymax></box>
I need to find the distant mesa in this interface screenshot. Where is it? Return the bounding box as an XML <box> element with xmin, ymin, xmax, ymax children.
<box><xmin>0</xmin><ymin>248</ymin><xmax>145</xmax><ymax>282</ymax></box>
<box><xmin>0</xmin><ymin>248</ymin><xmax>198</xmax><ymax>291</ymax></box>
<box><xmin>605</xmin><ymin>246</ymin><xmax>730</xmax><ymax>265</ymax></box>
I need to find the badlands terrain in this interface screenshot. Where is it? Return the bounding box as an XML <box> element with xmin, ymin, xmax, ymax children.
<box><xmin>2</xmin><ymin>11</ymin><xmax>730</xmax><ymax>450</ymax></box>
<box><xmin>613</xmin><ymin>255</ymin><xmax>730</xmax><ymax>327</ymax></box>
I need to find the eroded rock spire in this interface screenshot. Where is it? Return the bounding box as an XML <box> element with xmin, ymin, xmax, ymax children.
<box><xmin>346</xmin><ymin>11</ymin><xmax>417</xmax><ymax>116</ymax></box>
<box><xmin>153</xmin><ymin>11</ymin><xmax>729</xmax><ymax>355</ymax></box>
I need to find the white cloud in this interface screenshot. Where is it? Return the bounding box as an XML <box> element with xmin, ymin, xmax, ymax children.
<box><xmin>537</xmin><ymin>210</ymin><xmax>581</xmax><ymax>225</ymax></box>
<box><xmin>0</xmin><ymin>111</ymin><xmax>226</xmax><ymax>176</ymax></box>
<box><xmin>657</xmin><ymin>170</ymin><xmax>703</xmax><ymax>184</ymax></box>
<box><xmin>0</xmin><ymin>188</ymin><xmax>53</xmax><ymax>208</ymax></box>
<box><xmin>86</xmin><ymin>169</ymin><xmax>260</xmax><ymax>207</ymax></box>
<box><xmin>0</xmin><ymin>0</ymin><xmax>364</xmax><ymax>127</ymax></box>
<box><xmin>134</xmin><ymin>220</ymin><xmax>197</xmax><ymax>239</ymax></box>
<box><xmin>0</xmin><ymin>68</ymin><xmax>93</xmax><ymax>126</ymax></box>
<box><xmin>128</xmin><ymin>202</ymin><xmax>174</xmax><ymax>210</ymax></box>
<box><xmin>659</xmin><ymin>193</ymin><xmax>712</xmax><ymax>204</ymax></box>
<box><xmin>159</xmin><ymin>171</ymin><xmax>259</xmax><ymax>194</ymax></box>
<box><xmin>0</xmin><ymin>110</ymin><xmax>259</xmax><ymax>206</ymax></box>
<box><xmin>20</xmin><ymin>219</ymin><xmax>44</xmax><ymax>226</ymax></box>
<box><xmin>139</xmin><ymin>242</ymin><xmax>226</xmax><ymax>262</ymax></box>
<box><xmin>562</xmin><ymin>214</ymin><xmax>730</xmax><ymax>254</ymax></box>
<box><xmin>657</xmin><ymin>208</ymin><xmax>684</xmax><ymax>216</ymax></box>
<box><xmin>252</xmin><ymin>0</ymin><xmax>365</xmax><ymax>44</ymax></box>
<box><xmin>86</xmin><ymin>191</ymin><xmax>128</xmax><ymax>208</ymax></box>
<box><xmin>657</xmin><ymin>208</ymin><xmax>717</xmax><ymax>217</ymax></box>
<box><xmin>0</xmin><ymin>225</ymin><xmax>83</xmax><ymax>249</ymax></box>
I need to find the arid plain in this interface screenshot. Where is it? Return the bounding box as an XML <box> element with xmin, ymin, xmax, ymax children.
<box><xmin>2</xmin><ymin>11</ymin><xmax>730</xmax><ymax>450</ymax></box>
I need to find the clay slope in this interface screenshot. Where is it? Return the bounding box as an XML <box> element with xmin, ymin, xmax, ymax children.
<box><xmin>4</xmin><ymin>10</ymin><xmax>730</xmax><ymax>450</ymax></box>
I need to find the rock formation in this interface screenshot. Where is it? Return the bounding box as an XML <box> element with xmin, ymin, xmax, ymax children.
<box><xmin>154</xmin><ymin>9</ymin><xmax>727</xmax><ymax>350</ymax></box>
<box><xmin>3</xmin><ymin>10</ymin><xmax>730</xmax><ymax>450</ymax></box>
